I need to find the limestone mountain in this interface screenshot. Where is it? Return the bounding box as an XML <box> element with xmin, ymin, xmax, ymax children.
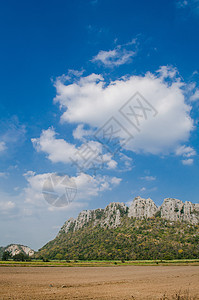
<box><xmin>158</xmin><ymin>198</ymin><xmax>199</xmax><ymax>224</ymax></box>
<box><xmin>59</xmin><ymin>202</ymin><xmax>127</xmax><ymax>235</ymax></box>
<box><xmin>38</xmin><ymin>196</ymin><xmax>199</xmax><ymax>260</ymax></box>
<box><xmin>0</xmin><ymin>244</ymin><xmax>35</xmax><ymax>259</ymax></box>
<box><xmin>60</xmin><ymin>197</ymin><xmax>199</xmax><ymax>236</ymax></box>
<box><xmin>128</xmin><ymin>196</ymin><xmax>158</xmax><ymax>219</ymax></box>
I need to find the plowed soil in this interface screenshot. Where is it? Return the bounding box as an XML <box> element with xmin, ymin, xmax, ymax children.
<box><xmin>0</xmin><ymin>266</ymin><xmax>198</xmax><ymax>299</ymax></box>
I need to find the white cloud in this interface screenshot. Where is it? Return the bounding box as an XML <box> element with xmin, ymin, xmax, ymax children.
<box><xmin>0</xmin><ymin>141</ymin><xmax>6</xmax><ymax>152</ymax></box>
<box><xmin>182</xmin><ymin>158</ymin><xmax>194</xmax><ymax>165</ymax></box>
<box><xmin>32</xmin><ymin>128</ymin><xmax>77</xmax><ymax>164</ymax></box>
<box><xmin>73</xmin><ymin>172</ymin><xmax>120</xmax><ymax>197</ymax></box>
<box><xmin>190</xmin><ymin>89</ymin><xmax>199</xmax><ymax>101</ymax></box>
<box><xmin>157</xmin><ymin>66</ymin><xmax>178</xmax><ymax>79</ymax></box>
<box><xmin>92</xmin><ymin>49</ymin><xmax>135</xmax><ymax>67</ymax></box>
<box><xmin>32</xmin><ymin>128</ymin><xmax>118</xmax><ymax>171</ymax></box>
<box><xmin>92</xmin><ymin>40</ymin><xmax>137</xmax><ymax>67</ymax></box>
<box><xmin>73</xmin><ymin>124</ymin><xmax>94</xmax><ymax>140</ymax></box>
<box><xmin>110</xmin><ymin>177</ymin><xmax>122</xmax><ymax>185</ymax></box>
<box><xmin>107</xmin><ymin>159</ymin><xmax>118</xmax><ymax>169</ymax></box>
<box><xmin>24</xmin><ymin>171</ymin><xmax>122</xmax><ymax>209</ymax></box>
<box><xmin>68</xmin><ymin>69</ymin><xmax>84</xmax><ymax>77</ymax></box>
<box><xmin>54</xmin><ymin>66</ymin><xmax>193</xmax><ymax>155</ymax></box>
<box><xmin>175</xmin><ymin>145</ymin><xmax>196</xmax><ymax>157</ymax></box>
<box><xmin>54</xmin><ymin>69</ymin><xmax>85</xmax><ymax>84</ymax></box>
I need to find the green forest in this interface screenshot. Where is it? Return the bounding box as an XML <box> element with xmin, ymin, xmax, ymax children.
<box><xmin>38</xmin><ymin>216</ymin><xmax>199</xmax><ymax>261</ymax></box>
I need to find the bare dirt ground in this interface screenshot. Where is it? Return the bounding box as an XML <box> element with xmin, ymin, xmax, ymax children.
<box><xmin>0</xmin><ymin>266</ymin><xmax>198</xmax><ymax>300</ymax></box>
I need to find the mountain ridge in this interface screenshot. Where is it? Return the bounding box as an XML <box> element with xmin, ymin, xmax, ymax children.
<box><xmin>38</xmin><ymin>196</ymin><xmax>199</xmax><ymax>260</ymax></box>
<box><xmin>59</xmin><ymin>196</ymin><xmax>199</xmax><ymax>236</ymax></box>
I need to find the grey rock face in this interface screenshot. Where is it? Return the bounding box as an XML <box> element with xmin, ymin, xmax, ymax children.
<box><xmin>99</xmin><ymin>202</ymin><xmax>127</xmax><ymax>227</ymax></box>
<box><xmin>159</xmin><ymin>198</ymin><xmax>184</xmax><ymax>222</ymax></box>
<box><xmin>5</xmin><ymin>244</ymin><xmax>34</xmax><ymax>257</ymax></box>
<box><xmin>60</xmin><ymin>197</ymin><xmax>199</xmax><ymax>235</ymax></box>
<box><xmin>60</xmin><ymin>202</ymin><xmax>128</xmax><ymax>234</ymax></box>
<box><xmin>128</xmin><ymin>196</ymin><xmax>158</xmax><ymax>219</ymax></box>
<box><xmin>159</xmin><ymin>198</ymin><xmax>199</xmax><ymax>225</ymax></box>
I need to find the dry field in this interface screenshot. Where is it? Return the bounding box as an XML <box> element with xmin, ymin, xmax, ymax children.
<box><xmin>0</xmin><ymin>266</ymin><xmax>198</xmax><ymax>300</ymax></box>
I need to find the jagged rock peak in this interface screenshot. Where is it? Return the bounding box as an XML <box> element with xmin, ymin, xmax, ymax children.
<box><xmin>59</xmin><ymin>197</ymin><xmax>199</xmax><ymax>235</ymax></box>
<box><xmin>128</xmin><ymin>196</ymin><xmax>158</xmax><ymax>219</ymax></box>
<box><xmin>159</xmin><ymin>198</ymin><xmax>199</xmax><ymax>225</ymax></box>
<box><xmin>60</xmin><ymin>202</ymin><xmax>128</xmax><ymax>234</ymax></box>
<box><xmin>4</xmin><ymin>244</ymin><xmax>34</xmax><ymax>257</ymax></box>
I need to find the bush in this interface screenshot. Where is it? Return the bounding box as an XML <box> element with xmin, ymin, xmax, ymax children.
<box><xmin>13</xmin><ymin>253</ymin><xmax>31</xmax><ymax>261</ymax></box>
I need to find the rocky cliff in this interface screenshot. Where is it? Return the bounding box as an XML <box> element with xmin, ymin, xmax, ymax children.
<box><xmin>59</xmin><ymin>197</ymin><xmax>199</xmax><ymax>236</ymax></box>
<box><xmin>158</xmin><ymin>198</ymin><xmax>199</xmax><ymax>224</ymax></box>
<box><xmin>59</xmin><ymin>197</ymin><xmax>199</xmax><ymax>238</ymax></box>
<box><xmin>128</xmin><ymin>196</ymin><xmax>158</xmax><ymax>219</ymax></box>
<box><xmin>60</xmin><ymin>202</ymin><xmax>128</xmax><ymax>234</ymax></box>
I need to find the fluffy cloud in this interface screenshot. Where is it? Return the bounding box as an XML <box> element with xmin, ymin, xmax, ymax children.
<box><xmin>24</xmin><ymin>171</ymin><xmax>122</xmax><ymax>209</ymax></box>
<box><xmin>92</xmin><ymin>49</ymin><xmax>135</xmax><ymax>67</ymax></box>
<box><xmin>73</xmin><ymin>173</ymin><xmax>121</xmax><ymax>198</ymax></box>
<box><xmin>190</xmin><ymin>89</ymin><xmax>199</xmax><ymax>101</ymax></box>
<box><xmin>92</xmin><ymin>40</ymin><xmax>137</xmax><ymax>67</ymax></box>
<box><xmin>73</xmin><ymin>124</ymin><xmax>94</xmax><ymax>140</ymax></box>
<box><xmin>175</xmin><ymin>145</ymin><xmax>196</xmax><ymax>157</ymax></box>
<box><xmin>32</xmin><ymin>128</ymin><xmax>77</xmax><ymax>164</ymax></box>
<box><xmin>32</xmin><ymin>128</ymin><xmax>117</xmax><ymax>170</ymax></box>
<box><xmin>54</xmin><ymin>66</ymin><xmax>193</xmax><ymax>155</ymax></box>
<box><xmin>175</xmin><ymin>144</ymin><xmax>196</xmax><ymax>165</ymax></box>
<box><xmin>182</xmin><ymin>158</ymin><xmax>194</xmax><ymax>165</ymax></box>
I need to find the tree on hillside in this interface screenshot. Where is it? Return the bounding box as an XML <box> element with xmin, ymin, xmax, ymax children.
<box><xmin>2</xmin><ymin>251</ymin><xmax>11</xmax><ymax>261</ymax></box>
<box><xmin>13</xmin><ymin>253</ymin><xmax>31</xmax><ymax>261</ymax></box>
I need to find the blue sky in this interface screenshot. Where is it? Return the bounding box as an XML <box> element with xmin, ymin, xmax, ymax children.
<box><xmin>0</xmin><ymin>0</ymin><xmax>199</xmax><ymax>250</ymax></box>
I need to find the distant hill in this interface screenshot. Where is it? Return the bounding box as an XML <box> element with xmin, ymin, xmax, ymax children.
<box><xmin>0</xmin><ymin>244</ymin><xmax>35</xmax><ymax>259</ymax></box>
<box><xmin>38</xmin><ymin>197</ymin><xmax>199</xmax><ymax>260</ymax></box>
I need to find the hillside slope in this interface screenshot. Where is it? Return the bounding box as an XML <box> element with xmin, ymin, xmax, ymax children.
<box><xmin>38</xmin><ymin>197</ymin><xmax>199</xmax><ymax>260</ymax></box>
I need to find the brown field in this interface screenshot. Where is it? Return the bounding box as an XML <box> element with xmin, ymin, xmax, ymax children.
<box><xmin>0</xmin><ymin>266</ymin><xmax>198</xmax><ymax>300</ymax></box>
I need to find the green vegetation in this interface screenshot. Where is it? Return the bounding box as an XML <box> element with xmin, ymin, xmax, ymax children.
<box><xmin>0</xmin><ymin>244</ymin><xmax>34</xmax><ymax>261</ymax></box>
<box><xmin>0</xmin><ymin>259</ymin><xmax>199</xmax><ymax>267</ymax></box>
<box><xmin>2</xmin><ymin>251</ymin><xmax>11</xmax><ymax>261</ymax></box>
<box><xmin>12</xmin><ymin>253</ymin><xmax>31</xmax><ymax>261</ymax></box>
<box><xmin>1</xmin><ymin>251</ymin><xmax>31</xmax><ymax>262</ymax></box>
<box><xmin>38</xmin><ymin>217</ymin><xmax>199</xmax><ymax>260</ymax></box>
